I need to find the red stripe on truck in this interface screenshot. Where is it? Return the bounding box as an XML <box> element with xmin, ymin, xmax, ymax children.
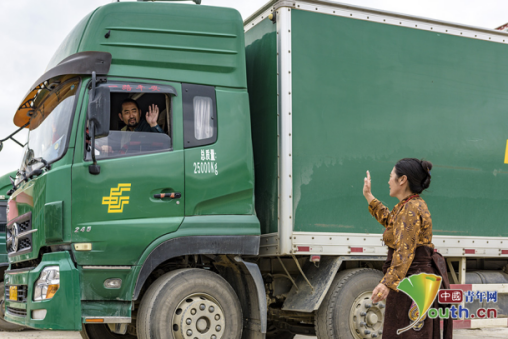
<box><xmin>450</xmin><ymin>284</ymin><xmax>473</xmax><ymax>291</ymax></box>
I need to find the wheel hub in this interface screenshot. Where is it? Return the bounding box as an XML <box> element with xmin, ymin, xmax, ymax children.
<box><xmin>349</xmin><ymin>291</ymin><xmax>385</xmax><ymax>339</ymax></box>
<box><xmin>172</xmin><ymin>293</ymin><xmax>225</xmax><ymax>339</ymax></box>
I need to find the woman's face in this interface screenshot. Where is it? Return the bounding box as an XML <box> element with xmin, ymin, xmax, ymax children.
<box><xmin>388</xmin><ymin>167</ymin><xmax>401</xmax><ymax>197</ymax></box>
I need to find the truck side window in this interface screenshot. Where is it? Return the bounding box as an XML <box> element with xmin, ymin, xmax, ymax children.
<box><xmin>86</xmin><ymin>83</ymin><xmax>176</xmax><ymax>160</ymax></box>
<box><xmin>183</xmin><ymin>83</ymin><xmax>217</xmax><ymax>148</ymax></box>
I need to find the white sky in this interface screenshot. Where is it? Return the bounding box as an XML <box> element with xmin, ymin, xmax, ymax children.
<box><xmin>0</xmin><ymin>0</ymin><xmax>507</xmax><ymax>176</ymax></box>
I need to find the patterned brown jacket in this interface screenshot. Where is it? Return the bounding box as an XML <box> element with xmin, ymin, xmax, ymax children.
<box><xmin>369</xmin><ymin>195</ymin><xmax>434</xmax><ymax>290</ymax></box>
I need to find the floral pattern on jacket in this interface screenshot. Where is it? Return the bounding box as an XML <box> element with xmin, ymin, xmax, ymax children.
<box><xmin>369</xmin><ymin>196</ymin><xmax>434</xmax><ymax>290</ymax></box>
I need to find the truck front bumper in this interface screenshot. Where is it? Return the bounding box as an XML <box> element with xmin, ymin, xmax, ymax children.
<box><xmin>4</xmin><ymin>251</ymin><xmax>81</xmax><ymax>330</ymax></box>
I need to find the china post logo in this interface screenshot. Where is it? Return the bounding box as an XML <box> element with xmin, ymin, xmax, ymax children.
<box><xmin>396</xmin><ymin>273</ymin><xmax>442</xmax><ymax>334</ymax></box>
<box><xmin>102</xmin><ymin>184</ymin><xmax>131</xmax><ymax>213</ymax></box>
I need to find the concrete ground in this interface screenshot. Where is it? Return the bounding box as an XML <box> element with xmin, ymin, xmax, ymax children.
<box><xmin>0</xmin><ymin>328</ymin><xmax>508</xmax><ymax>338</ymax></box>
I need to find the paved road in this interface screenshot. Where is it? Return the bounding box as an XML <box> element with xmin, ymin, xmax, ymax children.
<box><xmin>1</xmin><ymin>328</ymin><xmax>508</xmax><ymax>338</ymax></box>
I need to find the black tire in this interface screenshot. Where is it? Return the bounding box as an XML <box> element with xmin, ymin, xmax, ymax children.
<box><xmin>315</xmin><ymin>268</ymin><xmax>385</xmax><ymax>339</ymax></box>
<box><xmin>0</xmin><ymin>281</ymin><xmax>25</xmax><ymax>332</ymax></box>
<box><xmin>137</xmin><ymin>268</ymin><xmax>243</xmax><ymax>339</ymax></box>
<box><xmin>80</xmin><ymin>324</ymin><xmax>137</xmax><ymax>339</ymax></box>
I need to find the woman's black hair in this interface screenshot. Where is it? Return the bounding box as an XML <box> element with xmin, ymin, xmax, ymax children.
<box><xmin>394</xmin><ymin>158</ymin><xmax>433</xmax><ymax>194</ymax></box>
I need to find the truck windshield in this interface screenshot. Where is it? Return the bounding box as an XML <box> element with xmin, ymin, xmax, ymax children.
<box><xmin>19</xmin><ymin>78</ymin><xmax>79</xmax><ymax>175</ymax></box>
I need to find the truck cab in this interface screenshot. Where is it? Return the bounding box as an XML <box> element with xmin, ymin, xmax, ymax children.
<box><xmin>4</xmin><ymin>1</ymin><xmax>261</xmax><ymax>336</ymax></box>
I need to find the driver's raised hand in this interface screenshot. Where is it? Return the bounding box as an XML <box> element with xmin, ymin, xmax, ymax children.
<box><xmin>146</xmin><ymin>104</ymin><xmax>160</xmax><ymax>128</ymax></box>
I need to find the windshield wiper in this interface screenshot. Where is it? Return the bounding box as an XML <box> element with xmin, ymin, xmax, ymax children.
<box><xmin>7</xmin><ymin>171</ymin><xmax>27</xmax><ymax>196</ymax></box>
<box><xmin>7</xmin><ymin>157</ymin><xmax>52</xmax><ymax>196</ymax></box>
<box><xmin>27</xmin><ymin>157</ymin><xmax>52</xmax><ymax>175</ymax></box>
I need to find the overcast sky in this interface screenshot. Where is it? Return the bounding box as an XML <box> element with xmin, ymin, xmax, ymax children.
<box><xmin>1</xmin><ymin>0</ymin><xmax>507</xmax><ymax>176</ymax></box>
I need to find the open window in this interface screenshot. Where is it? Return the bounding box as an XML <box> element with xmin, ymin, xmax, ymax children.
<box><xmin>86</xmin><ymin>82</ymin><xmax>177</xmax><ymax>160</ymax></box>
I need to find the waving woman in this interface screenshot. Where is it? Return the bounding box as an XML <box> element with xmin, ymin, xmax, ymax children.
<box><xmin>363</xmin><ymin>158</ymin><xmax>452</xmax><ymax>339</ymax></box>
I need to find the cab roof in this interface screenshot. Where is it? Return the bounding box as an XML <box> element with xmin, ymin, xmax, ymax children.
<box><xmin>51</xmin><ymin>2</ymin><xmax>246</xmax><ymax>88</ymax></box>
<box><xmin>15</xmin><ymin>2</ymin><xmax>246</xmax><ymax>127</ymax></box>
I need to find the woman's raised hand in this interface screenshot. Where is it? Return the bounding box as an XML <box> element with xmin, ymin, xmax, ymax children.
<box><xmin>363</xmin><ymin>170</ymin><xmax>375</xmax><ymax>203</ymax></box>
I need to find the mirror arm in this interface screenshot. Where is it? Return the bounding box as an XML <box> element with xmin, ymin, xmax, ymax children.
<box><xmin>89</xmin><ymin>120</ymin><xmax>100</xmax><ymax>175</ymax></box>
<box><xmin>88</xmin><ymin>71</ymin><xmax>101</xmax><ymax>175</ymax></box>
<box><xmin>0</xmin><ymin>122</ymin><xmax>29</xmax><ymax>143</ymax></box>
<box><xmin>0</xmin><ymin>122</ymin><xmax>29</xmax><ymax>151</ymax></box>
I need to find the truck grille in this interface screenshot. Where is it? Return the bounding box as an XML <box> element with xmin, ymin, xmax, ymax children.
<box><xmin>5</xmin><ymin>285</ymin><xmax>28</xmax><ymax>303</ymax></box>
<box><xmin>6</xmin><ymin>213</ymin><xmax>34</xmax><ymax>256</ymax></box>
<box><xmin>6</xmin><ymin>307</ymin><xmax>27</xmax><ymax>317</ymax></box>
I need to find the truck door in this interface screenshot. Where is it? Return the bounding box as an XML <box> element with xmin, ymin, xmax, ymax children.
<box><xmin>71</xmin><ymin>81</ymin><xmax>184</xmax><ymax>265</ymax></box>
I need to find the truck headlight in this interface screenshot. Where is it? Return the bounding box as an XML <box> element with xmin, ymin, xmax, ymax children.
<box><xmin>34</xmin><ymin>266</ymin><xmax>60</xmax><ymax>301</ymax></box>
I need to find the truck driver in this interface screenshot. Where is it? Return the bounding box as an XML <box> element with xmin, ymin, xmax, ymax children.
<box><xmin>119</xmin><ymin>98</ymin><xmax>163</xmax><ymax>134</ymax></box>
<box><xmin>96</xmin><ymin>98</ymin><xmax>165</xmax><ymax>154</ymax></box>
<box><xmin>118</xmin><ymin>98</ymin><xmax>165</xmax><ymax>151</ymax></box>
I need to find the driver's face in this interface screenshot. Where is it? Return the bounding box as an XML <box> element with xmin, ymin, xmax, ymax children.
<box><xmin>119</xmin><ymin>102</ymin><xmax>140</xmax><ymax>128</ymax></box>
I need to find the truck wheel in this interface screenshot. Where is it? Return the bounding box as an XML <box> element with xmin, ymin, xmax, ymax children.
<box><xmin>0</xmin><ymin>281</ymin><xmax>25</xmax><ymax>332</ymax></box>
<box><xmin>315</xmin><ymin>268</ymin><xmax>385</xmax><ymax>339</ymax></box>
<box><xmin>80</xmin><ymin>323</ymin><xmax>137</xmax><ymax>339</ymax></box>
<box><xmin>137</xmin><ymin>268</ymin><xmax>242</xmax><ymax>339</ymax></box>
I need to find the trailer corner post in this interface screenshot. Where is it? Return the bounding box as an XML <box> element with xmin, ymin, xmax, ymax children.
<box><xmin>277</xmin><ymin>5</ymin><xmax>293</xmax><ymax>256</ymax></box>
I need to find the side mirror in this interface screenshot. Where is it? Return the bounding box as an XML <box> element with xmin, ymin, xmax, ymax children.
<box><xmin>88</xmin><ymin>86</ymin><xmax>111</xmax><ymax>138</ymax></box>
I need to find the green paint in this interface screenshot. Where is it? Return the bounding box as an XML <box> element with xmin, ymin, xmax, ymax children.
<box><xmin>79</xmin><ymin>267</ymin><xmax>136</xmax><ymax>301</ymax></box>
<box><xmin>71</xmin><ymin>79</ymin><xmax>185</xmax><ymax>266</ymax></box>
<box><xmin>184</xmin><ymin>88</ymin><xmax>255</xmax><ymax>216</ymax></box>
<box><xmin>81</xmin><ymin>300</ymin><xmax>131</xmax><ymax>319</ymax></box>
<box><xmin>4</xmin><ymin>252</ymin><xmax>81</xmax><ymax>330</ymax></box>
<box><xmin>290</xmin><ymin>9</ymin><xmax>508</xmax><ymax>236</ymax></box>
<box><xmin>48</xmin><ymin>2</ymin><xmax>247</xmax><ymax>89</ymax></box>
<box><xmin>44</xmin><ymin>201</ymin><xmax>63</xmax><ymax>243</ymax></box>
<box><xmin>0</xmin><ymin>170</ymin><xmax>16</xmax><ymax>260</ymax></box>
<box><xmin>245</xmin><ymin>18</ymin><xmax>278</xmax><ymax>234</ymax></box>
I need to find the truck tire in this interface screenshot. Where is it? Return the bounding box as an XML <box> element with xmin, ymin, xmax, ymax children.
<box><xmin>80</xmin><ymin>324</ymin><xmax>137</xmax><ymax>339</ymax></box>
<box><xmin>137</xmin><ymin>268</ymin><xmax>243</xmax><ymax>339</ymax></box>
<box><xmin>315</xmin><ymin>268</ymin><xmax>385</xmax><ymax>339</ymax></box>
<box><xmin>0</xmin><ymin>281</ymin><xmax>25</xmax><ymax>332</ymax></box>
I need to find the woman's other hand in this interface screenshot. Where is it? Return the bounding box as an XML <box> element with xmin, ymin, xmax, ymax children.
<box><xmin>363</xmin><ymin>170</ymin><xmax>375</xmax><ymax>203</ymax></box>
<box><xmin>371</xmin><ymin>283</ymin><xmax>390</xmax><ymax>303</ymax></box>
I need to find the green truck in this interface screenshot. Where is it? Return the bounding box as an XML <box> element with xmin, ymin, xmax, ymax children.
<box><xmin>0</xmin><ymin>171</ymin><xmax>25</xmax><ymax>332</ymax></box>
<box><xmin>2</xmin><ymin>0</ymin><xmax>508</xmax><ymax>338</ymax></box>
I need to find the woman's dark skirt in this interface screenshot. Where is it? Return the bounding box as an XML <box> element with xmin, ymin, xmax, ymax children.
<box><xmin>382</xmin><ymin>246</ymin><xmax>453</xmax><ymax>339</ymax></box>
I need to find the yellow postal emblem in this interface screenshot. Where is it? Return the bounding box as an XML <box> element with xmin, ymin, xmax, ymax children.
<box><xmin>102</xmin><ymin>184</ymin><xmax>131</xmax><ymax>213</ymax></box>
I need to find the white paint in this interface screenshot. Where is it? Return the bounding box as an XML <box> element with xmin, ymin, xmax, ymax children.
<box><xmin>277</xmin><ymin>6</ymin><xmax>294</xmax><ymax>255</ymax></box>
